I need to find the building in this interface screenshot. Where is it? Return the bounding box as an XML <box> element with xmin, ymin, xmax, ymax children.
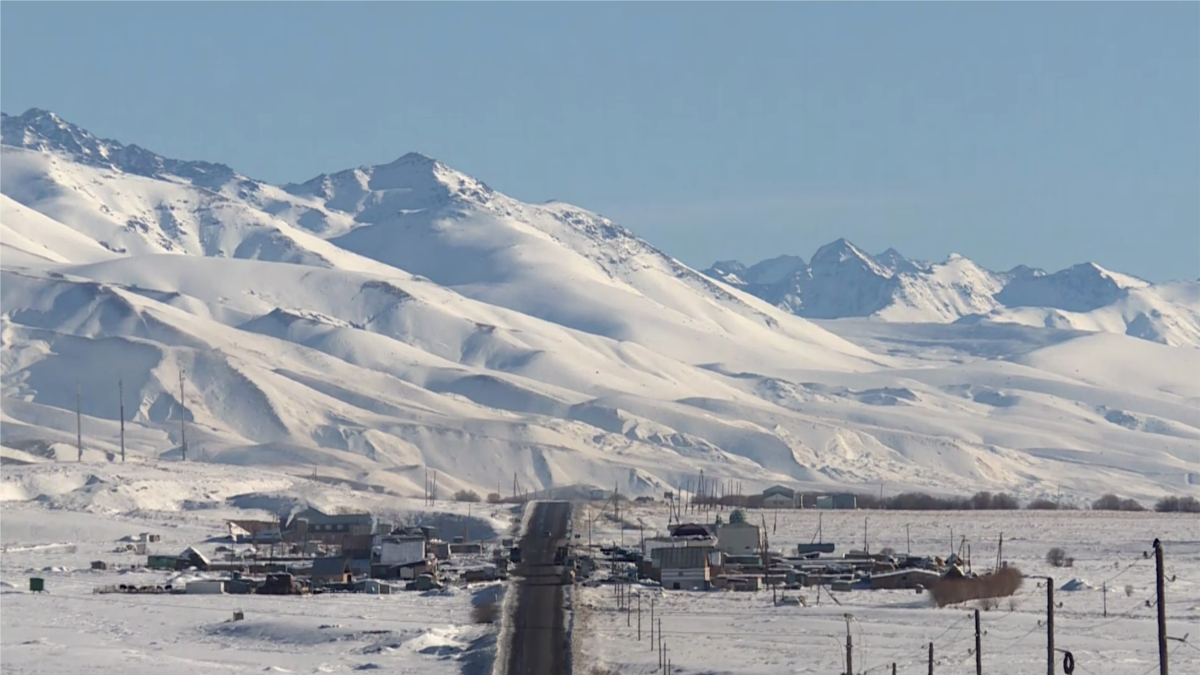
<box><xmin>227</xmin><ymin>519</ymin><xmax>282</xmax><ymax>543</ymax></box>
<box><xmin>380</xmin><ymin>535</ymin><xmax>427</xmax><ymax>566</ymax></box>
<box><xmin>310</xmin><ymin>557</ymin><xmax>352</xmax><ymax>585</ymax></box>
<box><xmin>815</xmin><ymin>493</ymin><xmax>858</xmax><ymax>510</ymax></box>
<box><xmin>716</xmin><ymin>521</ymin><xmax>761</xmax><ymax>555</ymax></box>
<box><xmin>653</xmin><ymin>546</ymin><xmax>712</xmax><ymax>591</ymax></box>
<box><xmin>762</xmin><ymin>486</ymin><xmax>797</xmax><ymax>509</ymax></box>
<box><xmin>870</xmin><ymin>569</ymin><xmax>942</xmax><ymax>591</ymax></box>
<box><xmin>285</xmin><ymin>508</ymin><xmax>384</xmax><ymax>546</ymax></box>
<box><xmin>186</xmin><ymin>580</ymin><xmax>227</xmax><ymax>594</ymax></box>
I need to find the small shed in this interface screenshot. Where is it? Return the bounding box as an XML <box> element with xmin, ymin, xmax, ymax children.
<box><xmin>186</xmin><ymin>580</ymin><xmax>227</xmax><ymax>594</ymax></box>
<box><xmin>311</xmin><ymin>557</ymin><xmax>352</xmax><ymax>585</ymax></box>
<box><xmin>147</xmin><ymin>555</ymin><xmax>180</xmax><ymax>570</ymax></box>
<box><xmin>358</xmin><ymin>579</ymin><xmax>392</xmax><ymax>595</ymax></box>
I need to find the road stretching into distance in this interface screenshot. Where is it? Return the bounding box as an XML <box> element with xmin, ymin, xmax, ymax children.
<box><xmin>503</xmin><ymin>501</ymin><xmax>573</xmax><ymax>675</ymax></box>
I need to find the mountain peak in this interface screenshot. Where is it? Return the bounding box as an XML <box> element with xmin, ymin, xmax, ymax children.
<box><xmin>2</xmin><ymin>107</ymin><xmax>241</xmax><ymax>189</ymax></box>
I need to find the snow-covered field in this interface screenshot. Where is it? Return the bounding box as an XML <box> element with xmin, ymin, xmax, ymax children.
<box><xmin>0</xmin><ymin>460</ymin><xmax>518</xmax><ymax>675</ymax></box>
<box><xmin>573</xmin><ymin>505</ymin><xmax>1200</xmax><ymax>675</ymax></box>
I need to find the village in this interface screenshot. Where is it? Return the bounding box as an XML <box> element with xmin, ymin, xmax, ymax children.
<box><xmin>76</xmin><ymin>484</ymin><xmax>1013</xmax><ymax>610</ymax></box>
<box><xmin>86</xmin><ymin>505</ymin><xmax>513</xmax><ymax>597</ymax></box>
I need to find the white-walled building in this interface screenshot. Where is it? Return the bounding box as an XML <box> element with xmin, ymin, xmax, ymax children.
<box><xmin>716</xmin><ymin>521</ymin><xmax>761</xmax><ymax>555</ymax></box>
<box><xmin>379</xmin><ymin>535</ymin><xmax>427</xmax><ymax>566</ymax></box>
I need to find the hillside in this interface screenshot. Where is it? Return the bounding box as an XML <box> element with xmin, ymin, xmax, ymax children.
<box><xmin>2</xmin><ymin>108</ymin><xmax>1198</xmax><ymax>503</ymax></box>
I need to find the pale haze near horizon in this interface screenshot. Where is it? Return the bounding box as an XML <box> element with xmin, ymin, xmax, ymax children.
<box><xmin>1</xmin><ymin>2</ymin><xmax>1196</xmax><ymax>281</ymax></box>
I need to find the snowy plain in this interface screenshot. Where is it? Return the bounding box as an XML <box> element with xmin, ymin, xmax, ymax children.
<box><xmin>0</xmin><ymin>459</ymin><xmax>519</xmax><ymax>675</ymax></box>
<box><xmin>572</xmin><ymin>504</ymin><xmax>1200</xmax><ymax>675</ymax></box>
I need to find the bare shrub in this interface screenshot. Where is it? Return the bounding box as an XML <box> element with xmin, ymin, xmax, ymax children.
<box><xmin>1124</xmin><ymin>584</ymin><xmax>1135</xmax><ymax>597</ymax></box>
<box><xmin>454</xmin><ymin>489</ymin><xmax>482</xmax><ymax>503</ymax></box>
<box><xmin>1008</xmin><ymin>597</ymin><xmax>1020</xmax><ymax>612</ymax></box>
<box><xmin>929</xmin><ymin>567</ymin><xmax>1023</xmax><ymax>607</ymax></box>
<box><xmin>1046</xmin><ymin>547</ymin><xmax>1068</xmax><ymax>567</ymax></box>
<box><xmin>1027</xmin><ymin>499</ymin><xmax>1059</xmax><ymax>510</ymax></box>
<box><xmin>486</xmin><ymin>492</ymin><xmax>502</xmax><ymax>504</ymax></box>
<box><xmin>1155</xmin><ymin>496</ymin><xmax>1200</xmax><ymax>513</ymax></box>
<box><xmin>878</xmin><ymin>547</ymin><xmax>896</xmax><ymax>557</ymax></box>
<box><xmin>471</xmin><ymin>599</ymin><xmax>499</xmax><ymax>624</ymax></box>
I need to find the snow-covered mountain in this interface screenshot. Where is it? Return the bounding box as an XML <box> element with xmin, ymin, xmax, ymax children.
<box><xmin>706</xmin><ymin>242</ymin><xmax>1200</xmax><ymax>347</ymax></box>
<box><xmin>3</xmin><ymin>108</ymin><xmax>1198</xmax><ymax>504</ymax></box>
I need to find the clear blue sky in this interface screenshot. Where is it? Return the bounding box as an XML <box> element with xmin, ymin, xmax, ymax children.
<box><xmin>3</xmin><ymin>3</ymin><xmax>1197</xmax><ymax>281</ymax></box>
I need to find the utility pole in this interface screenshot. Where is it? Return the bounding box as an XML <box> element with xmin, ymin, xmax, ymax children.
<box><xmin>1155</xmin><ymin>539</ymin><xmax>1169</xmax><ymax>675</ymax></box>
<box><xmin>975</xmin><ymin>608</ymin><xmax>982</xmax><ymax>675</ymax></box>
<box><xmin>179</xmin><ymin>368</ymin><xmax>187</xmax><ymax>461</ymax></box>
<box><xmin>637</xmin><ymin>592</ymin><xmax>641</xmax><ymax>640</ymax></box>
<box><xmin>928</xmin><ymin>641</ymin><xmax>934</xmax><ymax>675</ymax></box>
<box><xmin>118</xmin><ymin>378</ymin><xmax>125</xmax><ymax>463</ymax></box>
<box><xmin>76</xmin><ymin>379</ymin><xmax>83</xmax><ymax>462</ymax></box>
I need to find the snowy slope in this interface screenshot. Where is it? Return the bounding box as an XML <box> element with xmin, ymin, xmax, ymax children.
<box><xmin>2</xmin><ymin>108</ymin><xmax>1198</xmax><ymax>502</ymax></box>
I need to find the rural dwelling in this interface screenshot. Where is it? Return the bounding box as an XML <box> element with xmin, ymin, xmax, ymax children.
<box><xmin>762</xmin><ymin>486</ymin><xmax>797</xmax><ymax>509</ymax></box>
<box><xmin>380</xmin><ymin>535</ymin><xmax>427</xmax><ymax>566</ymax></box>
<box><xmin>178</xmin><ymin>546</ymin><xmax>211</xmax><ymax>571</ymax></box>
<box><xmin>285</xmin><ymin>508</ymin><xmax>385</xmax><ymax>546</ymax></box>
<box><xmin>870</xmin><ymin>569</ymin><xmax>942</xmax><ymax>591</ymax></box>
<box><xmin>227</xmin><ymin>519</ymin><xmax>281</xmax><ymax>543</ymax></box>
<box><xmin>310</xmin><ymin>557</ymin><xmax>352</xmax><ymax>585</ymax></box>
<box><xmin>716</xmin><ymin>521</ymin><xmax>761</xmax><ymax>555</ymax></box>
<box><xmin>653</xmin><ymin>546</ymin><xmax>712</xmax><ymax>591</ymax></box>
<box><xmin>186</xmin><ymin>580</ymin><xmax>227</xmax><ymax>594</ymax></box>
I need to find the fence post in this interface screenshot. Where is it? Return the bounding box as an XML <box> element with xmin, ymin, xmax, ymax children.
<box><xmin>975</xmin><ymin>608</ymin><xmax>982</xmax><ymax>675</ymax></box>
<box><xmin>928</xmin><ymin>641</ymin><xmax>934</xmax><ymax>674</ymax></box>
<box><xmin>1047</xmin><ymin>577</ymin><xmax>1054</xmax><ymax>675</ymax></box>
<box><xmin>1155</xmin><ymin>539</ymin><xmax>1168</xmax><ymax>675</ymax></box>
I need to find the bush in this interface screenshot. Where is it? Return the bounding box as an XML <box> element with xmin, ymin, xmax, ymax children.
<box><xmin>1093</xmin><ymin>494</ymin><xmax>1145</xmax><ymax>511</ymax></box>
<box><xmin>1124</xmin><ymin>584</ymin><xmax>1135</xmax><ymax>597</ymax></box>
<box><xmin>929</xmin><ymin>567</ymin><xmax>1023</xmax><ymax>607</ymax></box>
<box><xmin>729</xmin><ymin>508</ymin><xmax>748</xmax><ymax>524</ymax></box>
<box><xmin>1027</xmin><ymin>499</ymin><xmax>1059</xmax><ymax>510</ymax></box>
<box><xmin>454</xmin><ymin>489</ymin><xmax>482</xmax><ymax>503</ymax></box>
<box><xmin>1046</xmin><ymin>547</ymin><xmax>1069</xmax><ymax>567</ymax></box>
<box><xmin>878</xmin><ymin>547</ymin><xmax>896</xmax><ymax>557</ymax></box>
<box><xmin>1155</xmin><ymin>496</ymin><xmax>1200</xmax><ymax>513</ymax></box>
<box><xmin>486</xmin><ymin>492</ymin><xmax>502</xmax><ymax>504</ymax></box>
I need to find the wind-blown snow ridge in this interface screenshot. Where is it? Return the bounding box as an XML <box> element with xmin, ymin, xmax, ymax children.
<box><xmin>2</xmin><ymin>109</ymin><xmax>1197</xmax><ymax>503</ymax></box>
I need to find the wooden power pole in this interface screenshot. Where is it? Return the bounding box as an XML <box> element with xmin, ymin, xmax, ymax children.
<box><xmin>1046</xmin><ymin>577</ymin><xmax>1055</xmax><ymax>675</ymax></box>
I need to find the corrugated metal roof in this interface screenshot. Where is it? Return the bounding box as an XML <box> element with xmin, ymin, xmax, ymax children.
<box><xmin>653</xmin><ymin>546</ymin><xmax>712</xmax><ymax>569</ymax></box>
<box><xmin>311</xmin><ymin>557</ymin><xmax>350</xmax><ymax>577</ymax></box>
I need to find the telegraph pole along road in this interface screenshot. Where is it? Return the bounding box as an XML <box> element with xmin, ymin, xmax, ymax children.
<box><xmin>503</xmin><ymin>501</ymin><xmax>573</xmax><ymax>675</ymax></box>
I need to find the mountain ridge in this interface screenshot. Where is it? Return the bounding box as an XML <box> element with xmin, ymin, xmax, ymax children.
<box><xmin>705</xmin><ymin>242</ymin><xmax>1198</xmax><ymax>347</ymax></box>
<box><xmin>2</xmin><ymin>108</ymin><xmax>1197</xmax><ymax>502</ymax></box>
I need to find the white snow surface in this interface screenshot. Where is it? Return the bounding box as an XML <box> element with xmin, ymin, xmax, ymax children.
<box><xmin>2</xmin><ymin>109</ymin><xmax>1199</xmax><ymax>503</ymax></box>
<box><xmin>574</xmin><ymin>504</ymin><xmax>1200</xmax><ymax>675</ymax></box>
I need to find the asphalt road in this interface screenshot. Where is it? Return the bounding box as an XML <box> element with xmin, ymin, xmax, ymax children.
<box><xmin>503</xmin><ymin>501</ymin><xmax>572</xmax><ymax>675</ymax></box>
